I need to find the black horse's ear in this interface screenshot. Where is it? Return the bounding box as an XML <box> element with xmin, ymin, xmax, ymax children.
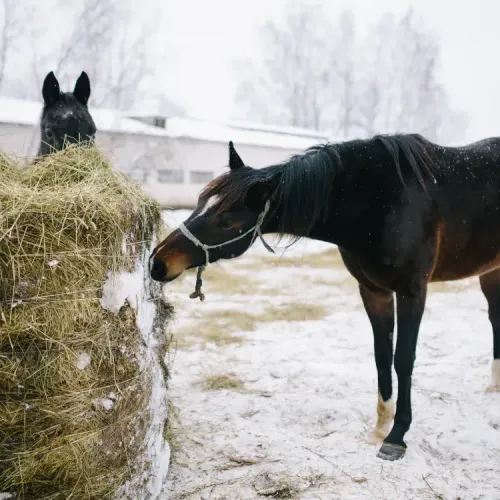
<box><xmin>73</xmin><ymin>71</ymin><xmax>91</xmax><ymax>105</ymax></box>
<box><xmin>42</xmin><ymin>71</ymin><xmax>60</xmax><ymax>106</ymax></box>
<box><xmin>244</xmin><ymin>175</ymin><xmax>281</xmax><ymax>211</ymax></box>
<box><xmin>229</xmin><ymin>141</ymin><xmax>245</xmax><ymax>170</ymax></box>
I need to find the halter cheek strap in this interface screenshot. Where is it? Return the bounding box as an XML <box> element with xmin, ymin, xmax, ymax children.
<box><xmin>177</xmin><ymin>200</ymin><xmax>274</xmax><ymax>301</ymax></box>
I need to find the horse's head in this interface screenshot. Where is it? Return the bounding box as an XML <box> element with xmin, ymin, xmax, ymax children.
<box><xmin>39</xmin><ymin>71</ymin><xmax>97</xmax><ymax>155</ymax></box>
<box><xmin>150</xmin><ymin>141</ymin><xmax>280</xmax><ymax>282</ymax></box>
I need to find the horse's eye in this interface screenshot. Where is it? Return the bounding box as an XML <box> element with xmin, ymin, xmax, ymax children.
<box><xmin>45</xmin><ymin>129</ymin><xmax>54</xmax><ymax>140</ymax></box>
<box><xmin>219</xmin><ymin>214</ymin><xmax>235</xmax><ymax>229</ymax></box>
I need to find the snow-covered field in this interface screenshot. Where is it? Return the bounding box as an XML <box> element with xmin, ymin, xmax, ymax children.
<box><xmin>161</xmin><ymin>209</ymin><xmax>500</xmax><ymax>500</ymax></box>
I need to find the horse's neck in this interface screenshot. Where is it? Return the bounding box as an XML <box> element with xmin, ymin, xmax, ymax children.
<box><xmin>262</xmin><ymin>190</ymin><xmax>366</xmax><ymax>247</ymax></box>
<box><xmin>261</xmin><ymin>204</ymin><xmax>333</xmax><ymax>241</ymax></box>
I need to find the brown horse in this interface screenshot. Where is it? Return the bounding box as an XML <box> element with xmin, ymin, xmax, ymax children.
<box><xmin>149</xmin><ymin>137</ymin><xmax>500</xmax><ymax>461</ymax></box>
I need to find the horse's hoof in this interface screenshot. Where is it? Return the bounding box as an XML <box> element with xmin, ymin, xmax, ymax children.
<box><xmin>377</xmin><ymin>442</ymin><xmax>406</xmax><ymax>461</ymax></box>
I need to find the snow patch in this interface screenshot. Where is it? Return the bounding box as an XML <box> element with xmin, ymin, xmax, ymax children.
<box><xmin>100</xmin><ymin>239</ymin><xmax>170</xmax><ymax>500</ymax></box>
<box><xmin>100</xmin><ymin>268</ymin><xmax>143</xmax><ymax>315</ymax></box>
<box><xmin>75</xmin><ymin>352</ymin><xmax>91</xmax><ymax>371</ymax></box>
<box><xmin>94</xmin><ymin>398</ymin><xmax>114</xmax><ymax>411</ymax></box>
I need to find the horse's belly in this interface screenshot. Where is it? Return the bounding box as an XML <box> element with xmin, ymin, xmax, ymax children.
<box><xmin>431</xmin><ymin>227</ymin><xmax>500</xmax><ymax>281</ymax></box>
<box><xmin>432</xmin><ymin>255</ymin><xmax>500</xmax><ymax>281</ymax></box>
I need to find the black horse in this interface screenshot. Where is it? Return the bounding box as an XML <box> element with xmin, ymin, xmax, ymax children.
<box><xmin>38</xmin><ymin>71</ymin><xmax>96</xmax><ymax>156</ymax></box>
<box><xmin>149</xmin><ymin>136</ymin><xmax>500</xmax><ymax>461</ymax></box>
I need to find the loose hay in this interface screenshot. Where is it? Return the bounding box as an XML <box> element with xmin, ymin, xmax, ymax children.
<box><xmin>0</xmin><ymin>146</ymin><xmax>173</xmax><ymax>499</ymax></box>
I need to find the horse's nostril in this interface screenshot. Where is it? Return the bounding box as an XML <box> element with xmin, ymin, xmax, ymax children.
<box><xmin>150</xmin><ymin>259</ymin><xmax>167</xmax><ymax>281</ymax></box>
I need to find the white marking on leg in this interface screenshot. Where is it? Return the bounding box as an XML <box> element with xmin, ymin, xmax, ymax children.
<box><xmin>367</xmin><ymin>393</ymin><xmax>395</xmax><ymax>445</ymax></box>
<box><xmin>486</xmin><ymin>359</ymin><xmax>500</xmax><ymax>393</ymax></box>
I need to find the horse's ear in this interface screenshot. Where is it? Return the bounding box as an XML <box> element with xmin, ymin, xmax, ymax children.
<box><xmin>42</xmin><ymin>71</ymin><xmax>60</xmax><ymax>106</ymax></box>
<box><xmin>229</xmin><ymin>141</ymin><xmax>245</xmax><ymax>170</ymax></box>
<box><xmin>73</xmin><ymin>71</ymin><xmax>91</xmax><ymax>105</ymax></box>
<box><xmin>244</xmin><ymin>175</ymin><xmax>281</xmax><ymax>211</ymax></box>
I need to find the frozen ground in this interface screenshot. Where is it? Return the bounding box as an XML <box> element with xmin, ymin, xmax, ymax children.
<box><xmin>161</xmin><ymin>209</ymin><xmax>500</xmax><ymax>500</ymax></box>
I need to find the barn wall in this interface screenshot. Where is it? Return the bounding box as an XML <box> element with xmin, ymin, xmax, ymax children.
<box><xmin>0</xmin><ymin>122</ymin><xmax>40</xmax><ymax>156</ymax></box>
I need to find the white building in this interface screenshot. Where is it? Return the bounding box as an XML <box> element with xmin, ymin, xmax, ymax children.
<box><xmin>0</xmin><ymin>96</ymin><xmax>330</xmax><ymax>208</ymax></box>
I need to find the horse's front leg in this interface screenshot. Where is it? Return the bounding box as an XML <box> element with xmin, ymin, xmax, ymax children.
<box><xmin>377</xmin><ymin>285</ymin><xmax>427</xmax><ymax>461</ymax></box>
<box><xmin>359</xmin><ymin>285</ymin><xmax>395</xmax><ymax>444</ymax></box>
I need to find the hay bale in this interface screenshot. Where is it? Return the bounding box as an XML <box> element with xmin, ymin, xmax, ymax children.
<box><xmin>0</xmin><ymin>146</ymin><xmax>173</xmax><ymax>499</ymax></box>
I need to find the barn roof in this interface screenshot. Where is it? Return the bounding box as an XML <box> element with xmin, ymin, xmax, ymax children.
<box><xmin>0</xmin><ymin>96</ymin><xmax>330</xmax><ymax>151</ymax></box>
<box><xmin>163</xmin><ymin>116</ymin><xmax>330</xmax><ymax>150</ymax></box>
<box><xmin>0</xmin><ymin>96</ymin><xmax>166</xmax><ymax>136</ymax></box>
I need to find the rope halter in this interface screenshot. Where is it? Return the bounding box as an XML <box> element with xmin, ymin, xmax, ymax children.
<box><xmin>177</xmin><ymin>199</ymin><xmax>274</xmax><ymax>301</ymax></box>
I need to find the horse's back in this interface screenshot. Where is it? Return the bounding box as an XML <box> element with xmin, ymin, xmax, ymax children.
<box><xmin>458</xmin><ymin>136</ymin><xmax>500</xmax><ymax>150</ymax></box>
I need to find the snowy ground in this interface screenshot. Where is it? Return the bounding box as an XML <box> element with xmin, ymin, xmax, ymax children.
<box><xmin>161</xmin><ymin>209</ymin><xmax>500</xmax><ymax>500</ymax></box>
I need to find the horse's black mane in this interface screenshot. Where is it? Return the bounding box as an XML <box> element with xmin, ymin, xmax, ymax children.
<box><xmin>201</xmin><ymin>143</ymin><xmax>340</xmax><ymax>240</ymax></box>
<box><xmin>373</xmin><ymin>133</ymin><xmax>436</xmax><ymax>191</ymax></box>
<box><xmin>202</xmin><ymin>133</ymin><xmax>436</xmax><ymax>240</ymax></box>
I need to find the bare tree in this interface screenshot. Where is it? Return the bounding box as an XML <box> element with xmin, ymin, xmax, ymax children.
<box><xmin>55</xmin><ymin>0</ymin><xmax>117</xmax><ymax>81</ymax></box>
<box><xmin>234</xmin><ymin>2</ymin><xmax>467</xmax><ymax>143</ymax></box>
<box><xmin>1</xmin><ymin>0</ymin><xmax>162</xmax><ymax>111</ymax></box>
<box><xmin>329</xmin><ymin>10</ymin><xmax>358</xmax><ymax>138</ymax></box>
<box><xmin>234</xmin><ymin>1</ymin><xmax>332</xmax><ymax>130</ymax></box>
<box><xmin>232</xmin><ymin>2</ymin><xmax>370</xmax><ymax>135</ymax></box>
<box><xmin>51</xmin><ymin>0</ymin><xmax>155</xmax><ymax>110</ymax></box>
<box><xmin>358</xmin><ymin>8</ymin><xmax>468</xmax><ymax>143</ymax></box>
<box><xmin>0</xmin><ymin>0</ymin><xmax>23</xmax><ymax>91</ymax></box>
<box><xmin>355</xmin><ymin>12</ymin><xmax>397</xmax><ymax>136</ymax></box>
<box><xmin>101</xmin><ymin>20</ymin><xmax>153</xmax><ymax>110</ymax></box>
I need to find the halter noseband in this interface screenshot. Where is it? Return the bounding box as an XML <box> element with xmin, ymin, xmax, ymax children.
<box><xmin>178</xmin><ymin>199</ymin><xmax>274</xmax><ymax>266</ymax></box>
<box><xmin>177</xmin><ymin>199</ymin><xmax>275</xmax><ymax>301</ymax></box>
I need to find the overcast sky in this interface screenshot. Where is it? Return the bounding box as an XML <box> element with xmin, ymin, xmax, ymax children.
<box><xmin>160</xmin><ymin>0</ymin><xmax>500</xmax><ymax>143</ymax></box>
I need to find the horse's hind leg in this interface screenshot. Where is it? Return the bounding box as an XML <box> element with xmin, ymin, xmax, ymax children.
<box><xmin>479</xmin><ymin>270</ymin><xmax>500</xmax><ymax>392</ymax></box>
<box><xmin>359</xmin><ymin>285</ymin><xmax>395</xmax><ymax>444</ymax></box>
